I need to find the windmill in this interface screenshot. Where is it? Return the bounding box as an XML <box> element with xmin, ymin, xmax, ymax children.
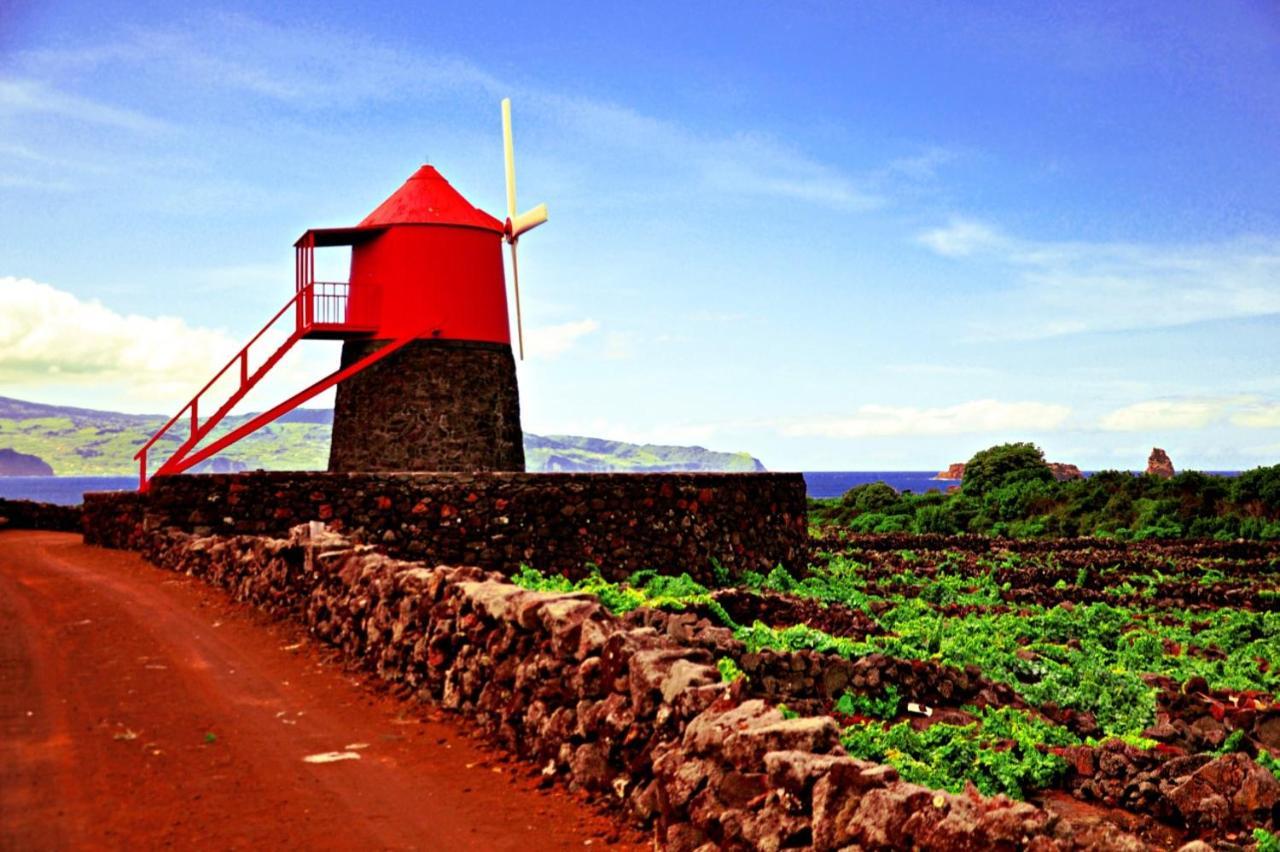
<box><xmin>501</xmin><ymin>97</ymin><xmax>548</xmax><ymax>360</ymax></box>
<box><xmin>134</xmin><ymin>98</ymin><xmax>550</xmax><ymax>487</ymax></box>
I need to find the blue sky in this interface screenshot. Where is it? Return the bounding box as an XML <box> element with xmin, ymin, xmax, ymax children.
<box><xmin>1</xmin><ymin>1</ymin><xmax>1278</xmax><ymax>471</ymax></box>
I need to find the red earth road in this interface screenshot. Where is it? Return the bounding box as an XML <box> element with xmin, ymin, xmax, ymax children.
<box><xmin>0</xmin><ymin>531</ymin><xmax>647</xmax><ymax>851</ymax></box>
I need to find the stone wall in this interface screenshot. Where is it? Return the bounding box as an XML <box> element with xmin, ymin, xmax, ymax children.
<box><xmin>0</xmin><ymin>498</ymin><xmax>81</xmax><ymax>532</ymax></box>
<box><xmin>110</xmin><ymin>471</ymin><xmax>809</xmax><ymax>582</ymax></box>
<box><xmin>328</xmin><ymin>339</ymin><xmax>525</xmax><ymax>473</ymax></box>
<box><xmin>130</xmin><ymin>524</ymin><xmax>1155</xmax><ymax>851</ymax></box>
<box><xmin>83</xmin><ymin>491</ymin><xmax>146</xmax><ymax>548</ymax></box>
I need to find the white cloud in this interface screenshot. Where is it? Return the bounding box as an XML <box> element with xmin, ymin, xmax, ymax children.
<box><xmin>916</xmin><ymin>218</ymin><xmax>1005</xmax><ymax>257</ymax></box>
<box><xmin>0</xmin><ymin>276</ymin><xmax>241</xmax><ymax>407</ymax></box>
<box><xmin>524</xmin><ymin>318</ymin><xmax>599</xmax><ymax>359</ymax></box>
<box><xmin>781</xmin><ymin>399</ymin><xmax>1071</xmax><ymax>439</ymax></box>
<box><xmin>1098</xmin><ymin>396</ymin><xmax>1280</xmax><ymax>432</ymax></box>
<box><xmin>0</xmin><ymin>275</ymin><xmax>347</xmax><ymax>417</ymax></box>
<box><xmin>1098</xmin><ymin>399</ymin><xmax>1231</xmax><ymax>431</ymax></box>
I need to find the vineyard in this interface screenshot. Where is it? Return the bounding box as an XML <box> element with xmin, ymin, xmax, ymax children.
<box><xmin>514</xmin><ymin>529</ymin><xmax>1280</xmax><ymax>847</ymax></box>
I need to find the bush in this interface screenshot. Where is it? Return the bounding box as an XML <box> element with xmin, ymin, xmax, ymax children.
<box><xmin>962</xmin><ymin>443</ymin><xmax>1053</xmax><ymax>497</ymax></box>
<box><xmin>813</xmin><ymin>445</ymin><xmax>1280</xmax><ymax>541</ymax></box>
<box><xmin>1234</xmin><ymin>464</ymin><xmax>1280</xmax><ymax>517</ymax></box>
<box><xmin>912</xmin><ymin>504</ymin><xmax>957</xmax><ymax>535</ymax></box>
<box><xmin>841</xmin><ymin>481</ymin><xmax>901</xmax><ymax>513</ymax></box>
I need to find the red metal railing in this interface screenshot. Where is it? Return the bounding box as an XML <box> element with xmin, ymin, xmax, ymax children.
<box><xmin>305</xmin><ymin>281</ymin><xmax>349</xmax><ymax>326</ymax></box>
<box><xmin>135</xmin><ymin>279</ymin><xmax>391</xmax><ymax>490</ymax></box>
<box><xmin>135</xmin><ymin>290</ymin><xmax>306</xmax><ymax>488</ymax></box>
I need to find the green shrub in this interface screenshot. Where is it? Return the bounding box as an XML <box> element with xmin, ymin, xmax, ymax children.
<box><xmin>962</xmin><ymin>443</ymin><xmax>1053</xmax><ymax>497</ymax></box>
<box><xmin>912</xmin><ymin>504</ymin><xmax>957</xmax><ymax>535</ymax></box>
<box><xmin>841</xmin><ymin>481</ymin><xmax>902</xmax><ymax>513</ymax></box>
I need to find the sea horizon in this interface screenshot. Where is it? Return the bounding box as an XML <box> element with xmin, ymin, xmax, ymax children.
<box><xmin>0</xmin><ymin>469</ymin><xmax>1247</xmax><ymax>505</ymax></box>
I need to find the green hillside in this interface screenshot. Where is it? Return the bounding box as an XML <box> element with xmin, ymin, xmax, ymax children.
<box><xmin>0</xmin><ymin>396</ymin><xmax>766</xmax><ymax>475</ymax></box>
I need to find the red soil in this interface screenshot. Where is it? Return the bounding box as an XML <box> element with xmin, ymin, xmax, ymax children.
<box><xmin>0</xmin><ymin>531</ymin><xmax>645</xmax><ymax>851</ymax></box>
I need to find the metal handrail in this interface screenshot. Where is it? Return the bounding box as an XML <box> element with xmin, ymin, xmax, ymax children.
<box><xmin>136</xmin><ymin>279</ymin><xmax>376</xmax><ymax>488</ymax></box>
<box><xmin>304</xmin><ymin>281</ymin><xmax>350</xmax><ymax>327</ymax></box>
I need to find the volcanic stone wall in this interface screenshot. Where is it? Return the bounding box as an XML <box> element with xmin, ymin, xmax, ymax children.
<box><xmin>328</xmin><ymin>339</ymin><xmax>525</xmax><ymax>473</ymax></box>
<box><xmin>0</xmin><ymin>498</ymin><xmax>81</xmax><ymax>532</ymax></box>
<box><xmin>83</xmin><ymin>491</ymin><xmax>146</xmax><ymax>548</ymax></box>
<box><xmin>88</xmin><ymin>471</ymin><xmax>810</xmax><ymax>582</ymax></box>
<box><xmin>130</xmin><ymin>523</ymin><xmax>1152</xmax><ymax>852</ymax></box>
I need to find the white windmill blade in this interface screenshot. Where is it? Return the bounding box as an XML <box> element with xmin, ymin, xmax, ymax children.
<box><xmin>500</xmin><ymin>98</ymin><xmax>548</xmax><ymax>362</ymax></box>
<box><xmin>509</xmin><ymin>202</ymin><xmax>548</xmax><ymax>239</ymax></box>
<box><xmin>502</xmin><ymin>98</ymin><xmax>518</xmax><ymax>225</ymax></box>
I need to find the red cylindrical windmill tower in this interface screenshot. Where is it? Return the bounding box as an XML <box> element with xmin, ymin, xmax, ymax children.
<box><xmin>310</xmin><ymin>164</ymin><xmax>525</xmax><ymax>473</ymax></box>
<box><xmin>134</xmin><ymin>100</ymin><xmax>546</xmax><ymax>487</ymax></box>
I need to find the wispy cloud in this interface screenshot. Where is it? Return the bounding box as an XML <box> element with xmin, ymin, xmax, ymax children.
<box><xmin>1098</xmin><ymin>395</ymin><xmax>1280</xmax><ymax>431</ymax></box>
<box><xmin>1232</xmin><ymin>402</ymin><xmax>1280</xmax><ymax>429</ymax></box>
<box><xmin>15</xmin><ymin>14</ymin><xmax>892</xmax><ymax>213</ymax></box>
<box><xmin>541</xmin><ymin>95</ymin><xmax>883</xmax><ymax>211</ymax></box>
<box><xmin>882</xmin><ymin>147</ymin><xmax>958</xmax><ymax>182</ymax></box>
<box><xmin>0</xmin><ymin>173</ymin><xmax>74</xmax><ymax>191</ymax></box>
<box><xmin>781</xmin><ymin>399</ymin><xmax>1071</xmax><ymax>439</ymax></box>
<box><xmin>19</xmin><ymin>14</ymin><xmax>504</xmax><ymax>107</ymax></box>
<box><xmin>885</xmin><ymin>363</ymin><xmax>1001</xmax><ymax>379</ymax></box>
<box><xmin>525</xmin><ymin>318</ymin><xmax>600</xmax><ymax>359</ymax></box>
<box><xmin>918</xmin><ymin>217</ymin><xmax>1280</xmax><ymax>338</ymax></box>
<box><xmin>0</xmin><ymin>78</ymin><xmax>169</xmax><ymax>133</ymax></box>
<box><xmin>916</xmin><ymin>217</ymin><xmax>1005</xmax><ymax>257</ymax></box>
<box><xmin>540</xmin><ymin>416</ymin><xmax>723</xmax><ymax>448</ymax></box>
<box><xmin>1098</xmin><ymin>399</ymin><xmax>1234</xmax><ymax>431</ymax></box>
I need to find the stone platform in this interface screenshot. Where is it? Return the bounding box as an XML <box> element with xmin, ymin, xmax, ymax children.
<box><xmin>84</xmin><ymin>470</ymin><xmax>810</xmax><ymax>582</ymax></box>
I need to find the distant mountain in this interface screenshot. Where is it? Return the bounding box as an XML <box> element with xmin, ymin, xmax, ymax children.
<box><xmin>0</xmin><ymin>396</ymin><xmax>766</xmax><ymax>475</ymax></box>
<box><xmin>526</xmin><ymin>435</ymin><xmax>764</xmax><ymax>473</ymax></box>
<box><xmin>0</xmin><ymin>447</ymin><xmax>54</xmax><ymax>476</ymax></box>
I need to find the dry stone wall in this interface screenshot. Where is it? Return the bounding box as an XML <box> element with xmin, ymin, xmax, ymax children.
<box><xmin>0</xmin><ymin>497</ymin><xmax>81</xmax><ymax>532</ymax></box>
<box><xmin>90</xmin><ymin>471</ymin><xmax>808</xmax><ymax>582</ymax></box>
<box><xmin>131</xmin><ymin>523</ymin><xmax>1160</xmax><ymax>851</ymax></box>
<box><xmin>83</xmin><ymin>491</ymin><xmax>145</xmax><ymax>548</ymax></box>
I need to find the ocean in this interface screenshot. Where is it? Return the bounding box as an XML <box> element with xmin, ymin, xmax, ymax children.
<box><xmin>0</xmin><ymin>471</ymin><xmax>952</xmax><ymax>505</ymax></box>
<box><xmin>801</xmin><ymin>472</ymin><xmax>957</xmax><ymax>499</ymax></box>
<box><xmin>0</xmin><ymin>471</ymin><xmax>1241</xmax><ymax>505</ymax></box>
<box><xmin>0</xmin><ymin>476</ymin><xmax>137</xmax><ymax>505</ymax></box>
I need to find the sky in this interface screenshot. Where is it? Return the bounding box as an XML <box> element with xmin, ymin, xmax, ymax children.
<box><xmin>1</xmin><ymin>1</ymin><xmax>1278</xmax><ymax>472</ymax></box>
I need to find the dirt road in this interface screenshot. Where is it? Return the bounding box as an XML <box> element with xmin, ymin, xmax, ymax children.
<box><xmin>0</xmin><ymin>531</ymin><xmax>646</xmax><ymax>851</ymax></box>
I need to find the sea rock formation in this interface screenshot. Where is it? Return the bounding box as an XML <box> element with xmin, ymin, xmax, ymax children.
<box><xmin>0</xmin><ymin>448</ymin><xmax>53</xmax><ymax>476</ymax></box>
<box><xmin>937</xmin><ymin>461</ymin><xmax>1083</xmax><ymax>482</ymax></box>
<box><xmin>1147</xmin><ymin>448</ymin><xmax>1175</xmax><ymax>479</ymax></box>
<box><xmin>1048</xmin><ymin>462</ymin><xmax>1084</xmax><ymax>481</ymax></box>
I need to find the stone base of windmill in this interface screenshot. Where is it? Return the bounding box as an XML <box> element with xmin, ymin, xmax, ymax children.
<box><xmin>328</xmin><ymin>338</ymin><xmax>525</xmax><ymax>474</ymax></box>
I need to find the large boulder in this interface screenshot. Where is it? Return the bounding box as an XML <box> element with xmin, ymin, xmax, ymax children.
<box><xmin>1165</xmin><ymin>752</ymin><xmax>1280</xmax><ymax>829</ymax></box>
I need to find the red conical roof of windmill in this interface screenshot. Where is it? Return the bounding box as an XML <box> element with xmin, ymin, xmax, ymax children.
<box><xmin>358</xmin><ymin>165</ymin><xmax>504</xmax><ymax>233</ymax></box>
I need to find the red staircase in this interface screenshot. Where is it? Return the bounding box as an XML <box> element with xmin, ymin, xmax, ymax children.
<box><xmin>134</xmin><ymin>281</ymin><xmax>405</xmax><ymax>491</ymax></box>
